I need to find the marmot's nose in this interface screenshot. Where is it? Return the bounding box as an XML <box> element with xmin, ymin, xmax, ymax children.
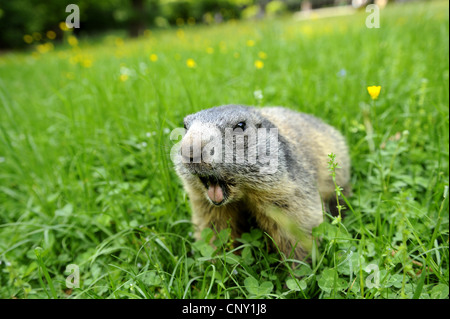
<box><xmin>180</xmin><ymin>122</ymin><xmax>221</xmax><ymax>164</ymax></box>
<box><xmin>181</xmin><ymin>131</ymin><xmax>203</xmax><ymax>163</ymax></box>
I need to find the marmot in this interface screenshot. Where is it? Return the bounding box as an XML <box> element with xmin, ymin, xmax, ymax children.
<box><xmin>173</xmin><ymin>104</ymin><xmax>351</xmax><ymax>260</ymax></box>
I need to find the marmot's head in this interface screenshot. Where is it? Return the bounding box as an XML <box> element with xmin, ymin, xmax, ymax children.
<box><xmin>173</xmin><ymin>105</ymin><xmax>283</xmax><ymax>207</ymax></box>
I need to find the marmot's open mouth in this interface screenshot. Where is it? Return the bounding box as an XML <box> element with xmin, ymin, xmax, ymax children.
<box><xmin>198</xmin><ymin>175</ymin><xmax>228</xmax><ymax>206</ymax></box>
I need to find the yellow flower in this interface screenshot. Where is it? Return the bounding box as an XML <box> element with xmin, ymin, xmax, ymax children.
<box><xmin>36</xmin><ymin>44</ymin><xmax>47</xmax><ymax>54</ymax></box>
<box><xmin>206</xmin><ymin>47</ymin><xmax>214</xmax><ymax>54</ymax></box>
<box><xmin>115</xmin><ymin>37</ymin><xmax>124</xmax><ymax>47</ymax></box>
<box><xmin>68</xmin><ymin>35</ymin><xmax>78</xmax><ymax>46</ymax></box>
<box><xmin>258</xmin><ymin>51</ymin><xmax>267</xmax><ymax>59</ymax></box>
<box><xmin>187</xmin><ymin>17</ymin><xmax>196</xmax><ymax>25</ymax></box>
<box><xmin>246</xmin><ymin>40</ymin><xmax>255</xmax><ymax>47</ymax></box>
<box><xmin>367</xmin><ymin>86</ymin><xmax>381</xmax><ymax>100</ymax></box>
<box><xmin>82</xmin><ymin>59</ymin><xmax>93</xmax><ymax>68</ymax></box>
<box><xmin>46</xmin><ymin>31</ymin><xmax>56</xmax><ymax>40</ymax></box>
<box><xmin>149</xmin><ymin>54</ymin><xmax>158</xmax><ymax>62</ymax></box>
<box><xmin>176</xmin><ymin>29</ymin><xmax>185</xmax><ymax>39</ymax></box>
<box><xmin>300</xmin><ymin>25</ymin><xmax>313</xmax><ymax>36</ymax></box>
<box><xmin>186</xmin><ymin>58</ymin><xmax>197</xmax><ymax>68</ymax></box>
<box><xmin>59</xmin><ymin>22</ymin><xmax>69</xmax><ymax>31</ymax></box>
<box><xmin>36</xmin><ymin>42</ymin><xmax>54</xmax><ymax>54</ymax></box>
<box><xmin>254</xmin><ymin>60</ymin><xmax>264</xmax><ymax>69</ymax></box>
<box><xmin>32</xmin><ymin>32</ymin><xmax>42</xmax><ymax>41</ymax></box>
<box><xmin>120</xmin><ymin>74</ymin><xmax>129</xmax><ymax>82</ymax></box>
<box><xmin>23</xmin><ymin>35</ymin><xmax>33</xmax><ymax>44</ymax></box>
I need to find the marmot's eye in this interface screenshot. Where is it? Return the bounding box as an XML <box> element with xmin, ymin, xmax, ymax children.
<box><xmin>183</xmin><ymin>122</ymin><xmax>188</xmax><ymax>130</ymax></box>
<box><xmin>234</xmin><ymin>121</ymin><xmax>246</xmax><ymax>131</ymax></box>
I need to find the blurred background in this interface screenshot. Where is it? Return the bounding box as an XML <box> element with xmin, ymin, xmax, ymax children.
<box><xmin>0</xmin><ymin>0</ymin><xmax>418</xmax><ymax>50</ymax></box>
<box><xmin>0</xmin><ymin>0</ymin><xmax>447</xmax><ymax>300</ymax></box>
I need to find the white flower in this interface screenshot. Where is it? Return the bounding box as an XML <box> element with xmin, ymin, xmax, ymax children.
<box><xmin>253</xmin><ymin>90</ymin><xmax>263</xmax><ymax>100</ymax></box>
<box><xmin>120</xmin><ymin>66</ymin><xmax>136</xmax><ymax>77</ymax></box>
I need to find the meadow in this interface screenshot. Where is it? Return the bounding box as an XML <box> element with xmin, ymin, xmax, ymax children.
<box><xmin>0</xmin><ymin>1</ymin><xmax>448</xmax><ymax>299</ymax></box>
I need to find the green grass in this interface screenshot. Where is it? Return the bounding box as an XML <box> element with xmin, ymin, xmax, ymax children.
<box><xmin>0</xmin><ymin>1</ymin><xmax>448</xmax><ymax>299</ymax></box>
